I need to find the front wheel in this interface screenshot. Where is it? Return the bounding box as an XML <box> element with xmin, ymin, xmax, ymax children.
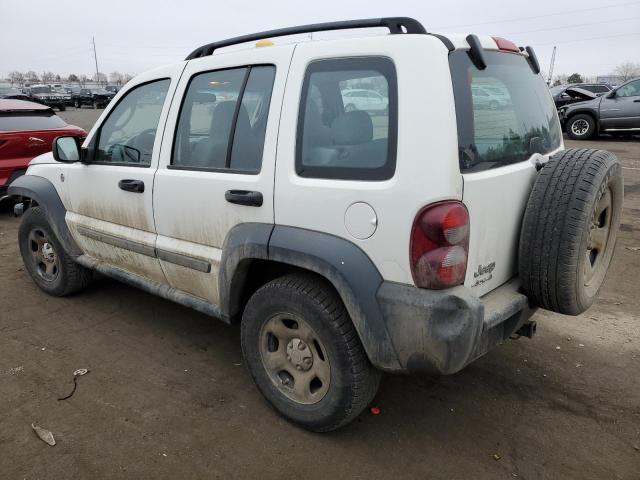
<box><xmin>567</xmin><ymin>114</ymin><xmax>596</xmax><ymax>140</ymax></box>
<box><xmin>92</xmin><ymin>100</ymin><xmax>98</xmax><ymax>109</ymax></box>
<box><xmin>241</xmin><ymin>273</ymin><xmax>380</xmax><ymax>432</ymax></box>
<box><xmin>18</xmin><ymin>207</ymin><xmax>93</xmax><ymax>296</ymax></box>
<box><xmin>74</xmin><ymin>100</ymin><xmax>81</xmax><ymax>108</ymax></box>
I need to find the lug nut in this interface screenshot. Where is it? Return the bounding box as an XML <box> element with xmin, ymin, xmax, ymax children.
<box><xmin>298</xmin><ymin>342</ymin><xmax>306</xmax><ymax>351</ymax></box>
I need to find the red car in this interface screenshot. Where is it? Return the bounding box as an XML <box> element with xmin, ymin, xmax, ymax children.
<box><xmin>0</xmin><ymin>99</ymin><xmax>86</xmax><ymax>200</ymax></box>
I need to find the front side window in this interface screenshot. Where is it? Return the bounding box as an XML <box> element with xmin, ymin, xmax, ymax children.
<box><xmin>172</xmin><ymin>65</ymin><xmax>276</xmax><ymax>173</ymax></box>
<box><xmin>450</xmin><ymin>50</ymin><xmax>561</xmax><ymax>173</ymax></box>
<box><xmin>95</xmin><ymin>79</ymin><xmax>170</xmax><ymax>165</ymax></box>
<box><xmin>296</xmin><ymin>57</ymin><xmax>397</xmax><ymax>181</ymax></box>
<box><xmin>616</xmin><ymin>80</ymin><xmax>640</xmax><ymax>97</ymax></box>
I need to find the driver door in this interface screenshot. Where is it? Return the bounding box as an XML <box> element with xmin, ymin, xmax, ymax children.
<box><xmin>65</xmin><ymin>66</ymin><xmax>183</xmax><ymax>283</ymax></box>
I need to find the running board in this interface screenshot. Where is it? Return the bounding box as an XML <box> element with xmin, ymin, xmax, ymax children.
<box><xmin>75</xmin><ymin>255</ymin><xmax>230</xmax><ymax>323</ymax></box>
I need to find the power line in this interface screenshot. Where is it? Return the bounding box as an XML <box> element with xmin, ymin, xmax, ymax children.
<box><xmin>501</xmin><ymin>16</ymin><xmax>640</xmax><ymax>35</ymax></box>
<box><xmin>434</xmin><ymin>0</ymin><xmax>640</xmax><ymax>29</ymax></box>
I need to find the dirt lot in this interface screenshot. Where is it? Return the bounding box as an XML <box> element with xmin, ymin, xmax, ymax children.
<box><xmin>1</xmin><ymin>108</ymin><xmax>639</xmax><ymax>479</ymax></box>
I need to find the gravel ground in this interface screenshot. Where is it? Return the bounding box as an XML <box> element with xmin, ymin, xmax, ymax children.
<box><xmin>0</xmin><ymin>107</ymin><xmax>638</xmax><ymax>479</ymax></box>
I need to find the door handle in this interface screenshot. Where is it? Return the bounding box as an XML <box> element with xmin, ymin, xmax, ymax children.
<box><xmin>634</xmin><ymin>99</ymin><xmax>640</xmax><ymax>102</ymax></box>
<box><xmin>118</xmin><ymin>179</ymin><xmax>145</xmax><ymax>193</ymax></box>
<box><xmin>224</xmin><ymin>190</ymin><xmax>263</xmax><ymax>207</ymax></box>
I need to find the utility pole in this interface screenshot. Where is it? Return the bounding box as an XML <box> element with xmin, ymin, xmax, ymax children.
<box><xmin>92</xmin><ymin>36</ymin><xmax>100</xmax><ymax>85</ymax></box>
<box><xmin>547</xmin><ymin>46</ymin><xmax>556</xmax><ymax>86</ymax></box>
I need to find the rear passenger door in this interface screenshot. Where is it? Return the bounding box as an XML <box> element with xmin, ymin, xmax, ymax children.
<box><xmin>153</xmin><ymin>45</ymin><xmax>294</xmax><ymax>305</ymax></box>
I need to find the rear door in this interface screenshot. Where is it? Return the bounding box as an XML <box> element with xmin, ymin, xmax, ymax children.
<box><xmin>449</xmin><ymin>49</ymin><xmax>564</xmax><ymax>296</ymax></box>
<box><xmin>152</xmin><ymin>45</ymin><xmax>293</xmax><ymax>305</ymax></box>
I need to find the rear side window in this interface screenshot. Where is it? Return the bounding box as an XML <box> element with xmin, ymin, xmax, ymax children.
<box><xmin>172</xmin><ymin>65</ymin><xmax>276</xmax><ymax>173</ymax></box>
<box><xmin>296</xmin><ymin>57</ymin><xmax>397</xmax><ymax>181</ymax></box>
<box><xmin>0</xmin><ymin>112</ymin><xmax>66</xmax><ymax>131</ymax></box>
<box><xmin>450</xmin><ymin>50</ymin><xmax>561</xmax><ymax>173</ymax></box>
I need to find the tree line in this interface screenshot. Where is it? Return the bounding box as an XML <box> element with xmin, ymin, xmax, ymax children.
<box><xmin>5</xmin><ymin>71</ymin><xmax>135</xmax><ymax>87</ymax></box>
<box><xmin>551</xmin><ymin>62</ymin><xmax>640</xmax><ymax>86</ymax></box>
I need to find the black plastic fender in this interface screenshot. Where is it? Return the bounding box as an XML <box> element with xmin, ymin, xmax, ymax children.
<box><xmin>220</xmin><ymin>224</ymin><xmax>403</xmax><ymax>371</ymax></box>
<box><xmin>8</xmin><ymin>175</ymin><xmax>82</xmax><ymax>257</ymax></box>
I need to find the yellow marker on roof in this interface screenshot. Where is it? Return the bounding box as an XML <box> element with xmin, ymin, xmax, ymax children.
<box><xmin>255</xmin><ymin>39</ymin><xmax>274</xmax><ymax>48</ymax></box>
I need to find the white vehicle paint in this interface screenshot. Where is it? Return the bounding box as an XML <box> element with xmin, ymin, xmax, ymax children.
<box><xmin>22</xmin><ymin>24</ymin><xmax>560</xmax><ymax>311</ymax></box>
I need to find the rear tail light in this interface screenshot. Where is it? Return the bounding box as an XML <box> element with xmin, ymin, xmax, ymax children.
<box><xmin>491</xmin><ymin>36</ymin><xmax>520</xmax><ymax>53</ymax></box>
<box><xmin>410</xmin><ymin>201</ymin><xmax>470</xmax><ymax>289</ymax></box>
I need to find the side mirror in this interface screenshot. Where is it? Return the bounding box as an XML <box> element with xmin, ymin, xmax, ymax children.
<box><xmin>53</xmin><ymin>136</ymin><xmax>81</xmax><ymax>162</ymax></box>
<box><xmin>607</xmin><ymin>90</ymin><xmax>617</xmax><ymax>99</ymax></box>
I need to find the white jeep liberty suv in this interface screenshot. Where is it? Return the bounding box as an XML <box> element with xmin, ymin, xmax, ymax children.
<box><xmin>10</xmin><ymin>18</ymin><xmax>623</xmax><ymax>432</ymax></box>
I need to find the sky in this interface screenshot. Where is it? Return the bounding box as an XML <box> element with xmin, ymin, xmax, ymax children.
<box><xmin>1</xmin><ymin>0</ymin><xmax>639</xmax><ymax>81</ymax></box>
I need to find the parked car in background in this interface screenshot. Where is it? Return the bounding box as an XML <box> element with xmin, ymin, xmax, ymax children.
<box><xmin>53</xmin><ymin>88</ymin><xmax>73</xmax><ymax>107</ymax></box>
<box><xmin>0</xmin><ymin>99</ymin><xmax>85</xmax><ymax>200</ymax></box>
<box><xmin>0</xmin><ymin>87</ymin><xmax>30</xmax><ymax>101</ymax></box>
<box><xmin>25</xmin><ymin>85</ymin><xmax>66</xmax><ymax>111</ymax></box>
<box><xmin>70</xmin><ymin>88</ymin><xmax>111</xmax><ymax>109</ymax></box>
<box><xmin>558</xmin><ymin>77</ymin><xmax>640</xmax><ymax>139</ymax></box>
<box><xmin>340</xmin><ymin>88</ymin><xmax>388</xmax><ymax>114</ymax></box>
<box><xmin>104</xmin><ymin>85</ymin><xmax>120</xmax><ymax>94</ymax></box>
<box><xmin>550</xmin><ymin>83</ymin><xmax>612</xmax><ymax>109</ymax></box>
<box><xmin>93</xmin><ymin>88</ymin><xmax>116</xmax><ymax>101</ymax></box>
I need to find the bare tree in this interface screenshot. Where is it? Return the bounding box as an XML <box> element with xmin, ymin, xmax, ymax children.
<box><xmin>552</xmin><ymin>73</ymin><xmax>568</xmax><ymax>86</ymax></box>
<box><xmin>8</xmin><ymin>71</ymin><xmax>25</xmax><ymax>86</ymax></box>
<box><xmin>41</xmin><ymin>71</ymin><xmax>55</xmax><ymax>83</ymax></box>
<box><xmin>67</xmin><ymin>74</ymin><xmax>79</xmax><ymax>83</ymax></box>
<box><xmin>109</xmin><ymin>71</ymin><xmax>124</xmax><ymax>85</ymax></box>
<box><xmin>93</xmin><ymin>71</ymin><xmax>108</xmax><ymax>85</ymax></box>
<box><xmin>79</xmin><ymin>74</ymin><xmax>88</xmax><ymax>86</ymax></box>
<box><xmin>613</xmin><ymin>62</ymin><xmax>640</xmax><ymax>82</ymax></box>
<box><xmin>25</xmin><ymin>70</ymin><xmax>39</xmax><ymax>84</ymax></box>
<box><xmin>123</xmin><ymin>73</ymin><xmax>134</xmax><ymax>84</ymax></box>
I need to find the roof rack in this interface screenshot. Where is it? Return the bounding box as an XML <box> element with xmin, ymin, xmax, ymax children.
<box><xmin>185</xmin><ymin>17</ymin><xmax>427</xmax><ymax>60</ymax></box>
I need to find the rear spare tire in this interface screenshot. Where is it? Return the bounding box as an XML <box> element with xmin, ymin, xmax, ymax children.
<box><xmin>519</xmin><ymin>149</ymin><xmax>623</xmax><ymax>315</ymax></box>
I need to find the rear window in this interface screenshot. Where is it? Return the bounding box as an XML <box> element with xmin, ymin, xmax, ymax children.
<box><xmin>0</xmin><ymin>111</ymin><xmax>66</xmax><ymax>131</ymax></box>
<box><xmin>450</xmin><ymin>50</ymin><xmax>561</xmax><ymax>173</ymax></box>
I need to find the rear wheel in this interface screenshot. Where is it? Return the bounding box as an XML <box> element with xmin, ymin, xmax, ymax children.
<box><xmin>241</xmin><ymin>273</ymin><xmax>380</xmax><ymax>432</ymax></box>
<box><xmin>92</xmin><ymin>100</ymin><xmax>98</xmax><ymax>109</ymax></box>
<box><xmin>519</xmin><ymin>149</ymin><xmax>623</xmax><ymax>315</ymax></box>
<box><xmin>59</xmin><ymin>104</ymin><xmax>66</xmax><ymax>112</ymax></box>
<box><xmin>74</xmin><ymin>99</ymin><xmax>81</xmax><ymax>108</ymax></box>
<box><xmin>344</xmin><ymin>103</ymin><xmax>357</xmax><ymax>112</ymax></box>
<box><xmin>567</xmin><ymin>114</ymin><xmax>596</xmax><ymax>140</ymax></box>
<box><xmin>18</xmin><ymin>207</ymin><xmax>93</xmax><ymax>296</ymax></box>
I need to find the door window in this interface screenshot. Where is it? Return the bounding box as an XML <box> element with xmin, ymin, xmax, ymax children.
<box><xmin>172</xmin><ymin>65</ymin><xmax>276</xmax><ymax>173</ymax></box>
<box><xmin>616</xmin><ymin>80</ymin><xmax>640</xmax><ymax>97</ymax></box>
<box><xmin>296</xmin><ymin>57</ymin><xmax>397</xmax><ymax>181</ymax></box>
<box><xmin>95</xmin><ymin>79</ymin><xmax>170</xmax><ymax>166</ymax></box>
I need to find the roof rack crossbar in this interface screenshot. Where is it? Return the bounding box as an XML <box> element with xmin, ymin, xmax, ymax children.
<box><xmin>185</xmin><ymin>17</ymin><xmax>427</xmax><ymax>60</ymax></box>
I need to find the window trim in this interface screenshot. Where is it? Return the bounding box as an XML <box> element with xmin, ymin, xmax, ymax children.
<box><xmin>168</xmin><ymin>63</ymin><xmax>276</xmax><ymax>175</ymax></box>
<box><xmin>87</xmin><ymin>77</ymin><xmax>171</xmax><ymax>168</ymax></box>
<box><xmin>295</xmin><ymin>56</ymin><xmax>398</xmax><ymax>181</ymax></box>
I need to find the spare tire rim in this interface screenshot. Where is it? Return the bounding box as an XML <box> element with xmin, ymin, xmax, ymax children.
<box><xmin>571</xmin><ymin>119</ymin><xmax>589</xmax><ymax>136</ymax></box>
<box><xmin>584</xmin><ymin>187</ymin><xmax>612</xmax><ymax>286</ymax></box>
<box><xmin>27</xmin><ymin>228</ymin><xmax>59</xmax><ymax>282</ymax></box>
<box><xmin>259</xmin><ymin>313</ymin><xmax>331</xmax><ymax>405</ymax></box>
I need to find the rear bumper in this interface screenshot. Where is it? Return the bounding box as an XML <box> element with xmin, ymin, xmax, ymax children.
<box><xmin>376</xmin><ymin>279</ymin><xmax>535</xmax><ymax>375</ymax></box>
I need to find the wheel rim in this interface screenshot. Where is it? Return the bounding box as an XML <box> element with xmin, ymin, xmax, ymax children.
<box><xmin>583</xmin><ymin>187</ymin><xmax>612</xmax><ymax>286</ymax></box>
<box><xmin>27</xmin><ymin>228</ymin><xmax>59</xmax><ymax>282</ymax></box>
<box><xmin>571</xmin><ymin>119</ymin><xmax>589</xmax><ymax>136</ymax></box>
<box><xmin>259</xmin><ymin>313</ymin><xmax>331</xmax><ymax>405</ymax></box>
